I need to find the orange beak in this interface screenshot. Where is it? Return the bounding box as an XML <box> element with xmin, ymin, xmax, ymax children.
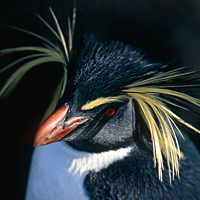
<box><xmin>33</xmin><ymin>104</ymin><xmax>90</xmax><ymax>147</ymax></box>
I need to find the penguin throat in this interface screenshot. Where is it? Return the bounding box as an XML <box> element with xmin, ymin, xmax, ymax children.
<box><xmin>66</xmin><ymin>144</ymin><xmax>133</xmax><ymax>175</ymax></box>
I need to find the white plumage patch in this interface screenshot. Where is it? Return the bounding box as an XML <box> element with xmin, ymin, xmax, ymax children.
<box><xmin>68</xmin><ymin>145</ymin><xmax>133</xmax><ymax>175</ymax></box>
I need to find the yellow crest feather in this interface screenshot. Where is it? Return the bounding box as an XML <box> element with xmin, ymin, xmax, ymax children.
<box><xmin>0</xmin><ymin>7</ymin><xmax>76</xmax><ymax>118</ymax></box>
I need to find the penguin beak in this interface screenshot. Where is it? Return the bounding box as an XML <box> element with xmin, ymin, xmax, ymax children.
<box><xmin>33</xmin><ymin>104</ymin><xmax>90</xmax><ymax>147</ymax></box>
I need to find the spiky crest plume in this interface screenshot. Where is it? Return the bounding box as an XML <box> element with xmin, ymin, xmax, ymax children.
<box><xmin>1</xmin><ymin>7</ymin><xmax>200</xmax><ymax>183</ymax></box>
<box><xmin>0</xmin><ymin>7</ymin><xmax>76</xmax><ymax>120</ymax></box>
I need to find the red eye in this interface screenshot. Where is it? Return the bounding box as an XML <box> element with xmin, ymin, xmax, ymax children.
<box><xmin>104</xmin><ymin>108</ymin><xmax>116</xmax><ymax>117</ymax></box>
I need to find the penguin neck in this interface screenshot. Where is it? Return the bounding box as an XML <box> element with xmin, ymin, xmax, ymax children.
<box><xmin>26</xmin><ymin>136</ymin><xmax>200</xmax><ymax>200</ymax></box>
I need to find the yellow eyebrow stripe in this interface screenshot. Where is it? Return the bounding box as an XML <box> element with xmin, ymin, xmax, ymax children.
<box><xmin>81</xmin><ymin>96</ymin><xmax>126</xmax><ymax>110</ymax></box>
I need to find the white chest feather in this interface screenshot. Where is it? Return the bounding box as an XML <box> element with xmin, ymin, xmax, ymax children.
<box><xmin>25</xmin><ymin>142</ymin><xmax>132</xmax><ymax>200</ymax></box>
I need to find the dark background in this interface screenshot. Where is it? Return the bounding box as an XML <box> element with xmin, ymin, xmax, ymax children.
<box><xmin>0</xmin><ymin>0</ymin><xmax>200</xmax><ymax>199</ymax></box>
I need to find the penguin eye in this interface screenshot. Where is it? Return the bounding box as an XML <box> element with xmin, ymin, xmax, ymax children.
<box><xmin>104</xmin><ymin>108</ymin><xmax>117</xmax><ymax>117</ymax></box>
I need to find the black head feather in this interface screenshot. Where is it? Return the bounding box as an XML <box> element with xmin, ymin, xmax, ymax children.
<box><xmin>62</xmin><ymin>35</ymin><xmax>171</xmax><ymax>106</ymax></box>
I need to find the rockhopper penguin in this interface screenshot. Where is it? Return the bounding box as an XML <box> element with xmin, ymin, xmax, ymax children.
<box><xmin>1</xmin><ymin>7</ymin><xmax>200</xmax><ymax>200</ymax></box>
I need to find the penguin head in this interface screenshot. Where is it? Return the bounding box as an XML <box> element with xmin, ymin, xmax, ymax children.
<box><xmin>33</xmin><ymin>39</ymin><xmax>146</xmax><ymax>153</ymax></box>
